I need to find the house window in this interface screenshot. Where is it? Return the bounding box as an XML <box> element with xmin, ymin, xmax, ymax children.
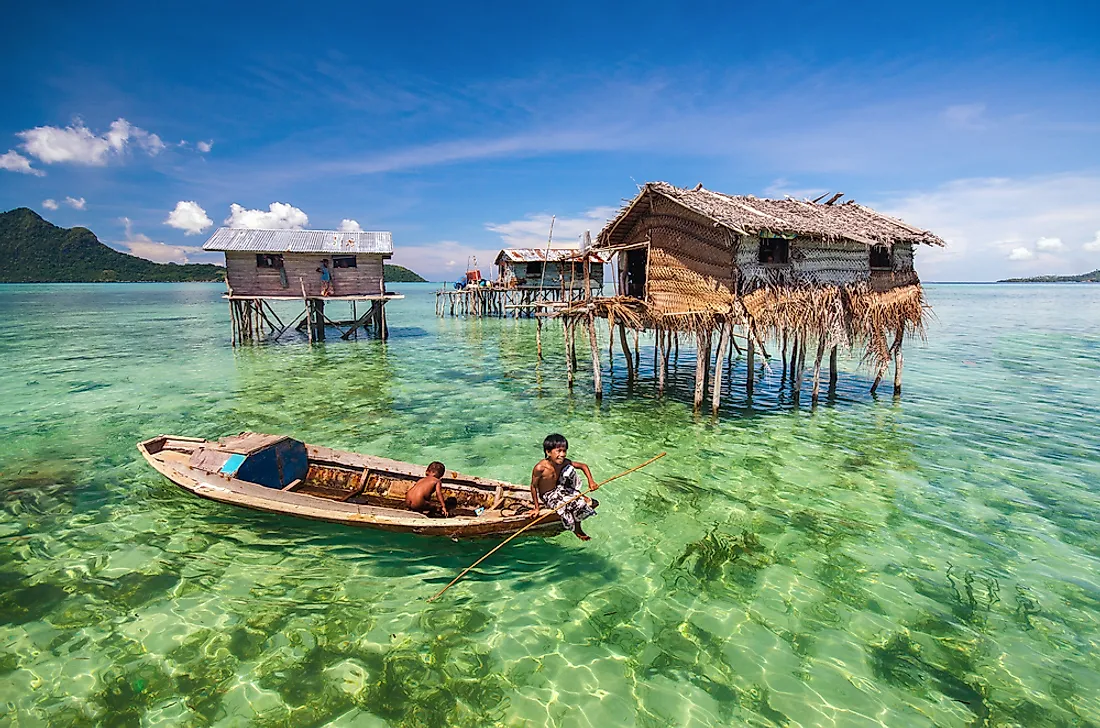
<box><xmin>526</xmin><ymin>261</ymin><xmax>543</xmax><ymax>277</ymax></box>
<box><xmin>758</xmin><ymin>239</ymin><xmax>789</xmax><ymax>265</ymax></box>
<box><xmin>256</xmin><ymin>254</ymin><xmax>284</xmax><ymax>268</ymax></box>
<box><xmin>333</xmin><ymin>255</ymin><xmax>357</xmax><ymax>269</ymax></box>
<box><xmin>869</xmin><ymin>245</ymin><xmax>892</xmax><ymax>270</ymax></box>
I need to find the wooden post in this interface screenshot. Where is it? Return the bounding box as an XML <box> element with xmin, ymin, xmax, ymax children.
<box><xmin>829</xmin><ymin>345</ymin><xmax>838</xmax><ymax>391</ymax></box>
<box><xmin>606</xmin><ymin>316</ymin><xmax>614</xmax><ymax>374</ymax></box>
<box><xmin>746</xmin><ymin>333</ymin><xmax>755</xmax><ymax>394</ymax></box>
<box><xmin>564</xmin><ymin>319</ymin><xmax>574</xmax><ymax>388</ymax></box>
<box><xmin>619</xmin><ymin>323</ymin><xmax>635</xmax><ymax>381</ymax></box>
<box><xmin>586</xmin><ymin>313</ymin><xmax>602</xmax><ymax>400</ymax></box>
<box><xmin>633</xmin><ymin>329</ymin><xmax>640</xmax><ymax>372</ymax></box>
<box><xmin>792</xmin><ymin>334</ymin><xmax>803</xmax><ymax>401</ymax></box>
<box><xmin>711</xmin><ymin>322</ymin><xmax>730</xmax><ymax>414</ymax></box>
<box><xmin>693</xmin><ymin>330</ymin><xmax>707</xmax><ymax>410</ymax></box>
<box><xmin>894</xmin><ymin>347</ymin><xmax>904</xmax><ymax>396</ymax></box>
<box><xmin>380</xmin><ymin>303</ymin><xmax>388</xmax><ymax>340</ymax></box>
<box><xmin>536</xmin><ymin>317</ymin><xmax>543</xmax><ymax>360</ymax></box>
<box><xmin>781</xmin><ymin>329</ymin><xmax>788</xmax><ymax>378</ymax></box>
<box><xmin>811</xmin><ymin>336</ymin><xmax>827</xmax><ymax>404</ymax></box>
<box><xmin>674</xmin><ymin>332</ymin><xmax>679</xmax><ymax>361</ymax></box>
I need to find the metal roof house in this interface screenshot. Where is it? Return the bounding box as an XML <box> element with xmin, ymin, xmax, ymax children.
<box><xmin>203</xmin><ymin>227</ymin><xmax>400</xmax><ymax>343</ymax></box>
<box><xmin>494</xmin><ymin>248</ymin><xmax>610</xmax><ymax>291</ymax></box>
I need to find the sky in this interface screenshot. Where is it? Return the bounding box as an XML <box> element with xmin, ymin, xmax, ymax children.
<box><xmin>1</xmin><ymin>1</ymin><xmax>1098</xmax><ymax>281</ymax></box>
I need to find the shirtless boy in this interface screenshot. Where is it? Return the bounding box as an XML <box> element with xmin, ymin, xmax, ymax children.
<box><xmin>405</xmin><ymin>461</ymin><xmax>451</xmax><ymax>517</ymax></box>
<box><xmin>531</xmin><ymin>433</ymin><xmax>599</xmax><ymax>540</ymax></box>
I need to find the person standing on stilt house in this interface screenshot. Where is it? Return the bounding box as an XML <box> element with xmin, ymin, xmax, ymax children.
<box><xmin>318</xmin><ymin>259</ymin><xmax>334</xmax><ymax>296</ymax></box>
<box><xmin>531</xmin><ymin>433</ymin><xmax>599</xmax><ymax>540</ymax></box>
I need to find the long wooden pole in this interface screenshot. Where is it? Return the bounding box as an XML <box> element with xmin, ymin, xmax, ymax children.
<box><xmin>427</xmin><ymin>452</ymin><xmax>666</xmax><ymax>602</ymax></box>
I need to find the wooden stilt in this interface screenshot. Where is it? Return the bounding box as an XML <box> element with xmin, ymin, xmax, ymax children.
<box><xmin>711</xmin><ymin>322</ymin><xmax>730</xmax><ymax>414</ymax></box>
<box><xmin>564</xmin><ymin>319</ymin><xmax>574</xmax><ymax>388</ymax></box>
<box><xmin>829</xmin><ymin>345</ymin><xmax>838</xmax><ymax>390</ymax></box>
<box><xmin>536</xmin><ymin>317</ymin><xmax>543</xmax><ymax>360</ymax></box>
<box><xmin>693</xmin><ymin>330</ymin><xmax>707</xmax><ymax>410</ymax></box>
<box><xmin>633</xmin><ymin>329</ymin><xmax>640</xmax><ymax>372</ymax></box>
<box><xmin>587</xmin><ymin>314</ymin><xmax>602</xmax><ymax>400</ymax></box>
<box><xmin>619</xmin><ymin>323</ymin><xmax>635</xmax><ymax>381</ymax></box>
<box><xmin>746</xmin><ymin>334</ymin><xmax>755</xmax><ymax>394</ymax></box>
<box><xmin>792</xmin><ymin>334</ymin><xmax>803</xmax><ymax>401</ymax></box>
<box><xmin>674</xmin><ymin>332</ymin><xmax>679</xmax><ymax>361</ymax></box>
<box><xmin>812</xmin><ymin>336</ymin><xmax>827</xmax><ymax>404</ymax></box>
<box><xmin>781</xmin><ymin>329</ymin><xmax>788</xmax><ymax>378</ymax></box>
<box><xmin>607</xmin><ymin>316</ymin><xmax>615</xmax><ymax>373</ymax></box>
<box><xmin>894</xmin><ymin>347</ymin><xmax>903</xmax><ymax>396</ymax></box>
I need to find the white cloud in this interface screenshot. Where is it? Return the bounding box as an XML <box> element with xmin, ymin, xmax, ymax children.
<box><xmin>1035</xmin><ymin>236</ymin><xmax>1063</xmax><ymax>251</ymax></box>
<box><xmin>485</xmin><ymin>207</ymin><xmax>618</xmax><ymax>248</ymax></box>
<box><xmin>196</xmin><ymin>140</ymin><xmax>213</xmax><ymax>153</ymax></box>
<box><xmin>18</xmin><ymin>118</ymin><xmax>164</xmax><ymax>166</ymax></box>
<box><xmin>118</xmin><ymin>217</ymin><xmax>205</xmax><ymax>264</ymax></box>
<box><xmin>1084</xmin><ymin>232</ymin><xmax>1100</xmax><ymax>253</ymax></box>
<box><xmin>64</xmin><ymin>196</ymin><xmax>86</xmax><ymax>210</ymax></box>
<box><xmin>873</xmin><ymin>174</ymin><xmax>1100</xmax><ymax>280</ymax></box>
<box><xmin>42</xmin><ymin>198</ymin><xmax>59</xmax><ymax>210</ymax></box>
<box><xmin>224</xmin><ymin>202</ymin><xmax>309</xmax><ymax>229</ymax></box>
<box><xmin>165</xmin><ymin>201</ymin><xmax>213</xmax><ymax>235</ymax></box>
<box><xmin>0</xmin><ymin>150</ymin><xmax>44</xmax><ymax>176</ymax></box>
<box><xmin>1008</xmin><ymin>247</ymin><xmax>1034</xmax><ymax>261</ymax></box>
<box><xmin>338</xmin><ymin>218</ymin><xmax>362</xmax><ymax>232</ymax></box>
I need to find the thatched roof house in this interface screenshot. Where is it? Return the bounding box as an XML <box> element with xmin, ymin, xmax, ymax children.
<box><xmin>551</xmin><ymin>182</ymin><xmax>945</xmax><ymax>407</ymax></box>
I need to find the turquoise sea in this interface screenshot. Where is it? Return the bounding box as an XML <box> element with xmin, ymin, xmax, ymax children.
<box><xmin>1</xmin><ymin>282</ymin><xmax>1098</xmax><ymax>727</ymax></box>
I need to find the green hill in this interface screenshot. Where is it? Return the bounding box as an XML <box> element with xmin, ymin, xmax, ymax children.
<box><xmin>0</xmin><ymin>208</ymin><xmax>225</xmax><ymax>282</ymax></box>
<box><xmin>384</xmin><ymin>264</ymin><xmax>427</xmax><ymax>282</ymax></box>
<box><xmin>999</xmin><ymin>269</ymin><xmax>1100</xmax><ymax>283</ymax></box>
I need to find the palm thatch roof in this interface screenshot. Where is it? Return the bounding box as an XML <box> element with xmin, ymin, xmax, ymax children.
<box><xmin>598</xmin><ymin>181</ymin><xmax>944</xmax><ymax>249</ymax></box>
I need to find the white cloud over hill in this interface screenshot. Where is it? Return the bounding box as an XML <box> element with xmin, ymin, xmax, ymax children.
<box><xmin>166</xmin><ymin>201</ymin><xmax>213</xmax><ymax>235</ymax></box>
<box><xmin>224</xmin><ymin>202</ymin><xmax>308</xmax><ymax>229</ymax></box>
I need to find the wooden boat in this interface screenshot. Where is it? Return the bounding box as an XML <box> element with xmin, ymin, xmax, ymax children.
<box><xmin>137</xmin><ymin>433</ymin><xmax>562</xmax><ymax>537</ymax></box>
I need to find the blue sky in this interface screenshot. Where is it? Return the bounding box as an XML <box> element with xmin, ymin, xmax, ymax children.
<box><xmin>2</xmin><ymin>1</ymin><xmax>1098</xmax><ymax>281</ymax></box>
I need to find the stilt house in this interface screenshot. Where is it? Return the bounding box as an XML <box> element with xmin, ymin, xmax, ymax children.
<box><xmin>552</xmin><ymin>182</ymin><xmax>944</xmax><ymax>408</ymax></box>
<box><xmin>203</xmin><ymin>227</ymin><xmax>399</xmax><ymax>343</ymax></box>
<box><xmin>494</xmin><ymin>248</ymin><xmax>609</xmax><ymax>292</ymax></box>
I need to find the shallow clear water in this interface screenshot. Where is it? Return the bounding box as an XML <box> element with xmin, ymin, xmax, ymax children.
<box><xmin>0</xmin><ymin>282</ymin><xmax>1098</xmax><ymax>727</ymax></box>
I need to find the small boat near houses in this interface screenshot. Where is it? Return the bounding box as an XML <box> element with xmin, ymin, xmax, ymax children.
<box><xmin>137</xmin><ymin>433</ymin><xmax>561</xmax><ymax>537</ymax></box>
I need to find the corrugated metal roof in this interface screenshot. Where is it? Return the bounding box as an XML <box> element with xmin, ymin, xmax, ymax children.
<box><xmin>494</xmin><ymin>248</ymin><xmax>611</xmax><ymax>264</ymax></box>
<box><xmin>202</xmin><ymin>228</ymin><xmax>393</xmax><ymax>254</ymax></box>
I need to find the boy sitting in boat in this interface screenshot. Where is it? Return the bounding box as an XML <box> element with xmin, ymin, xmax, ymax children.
<box><xmin>406</xmin><ymin>461</ymin><xmax>454</xmax><ymax>517</ymax></box>
<box><xmin>531</xmin><ymin>434</ymin><xmax>599</xmax><ymax>540</ymax></box>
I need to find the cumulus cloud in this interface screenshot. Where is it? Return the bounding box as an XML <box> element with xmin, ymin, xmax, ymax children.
<box><xmin>1084</xmin><ymin>232</ymin><xmax>1100</xmax><ymax>253</ymax></box>
<box><xmin>17</xmin><ymin>118</ymin><xmax>164</xmax><ymax>166</ymax></box>
<box><xmin>338</xmin><ymin>218</ymin><xmax>362</xmax><ymax>232</ymax></box>
<box><xmin>1035</xmin><ymin>236</ymin><xmax>1063</xmax><ymax>251</ymax></box>
<box><xmin>42</xmin><ymin>199</ymin><xmax>59</xmax><ymax>210</ymax></box>
<box><xmin>873</xmin><ymin>174</ymin><xmax>1100</xmax><ymax>280</ymax></box>
<box><xmin>1008</xmin><ymin>247</ymin><xmax>1035</xmax><ymax>261</ymax></box>
<box><xmin>165</xmin><ymin>201</ymin><xmax>213</xmax><ymax>235</ymax></box>
<box><xmin>118</xmin><ymin>217</ymin><xmax>204</xmax><ymax>264</ymax></box>
<box><xmin>64</xmin><ymin>196</ymin><xmax>86</xmax><ymax>210</ymax></box>
<box><xmin>485</xmin><ymin>207</ymin><xmax>618</xmax><ymax>248</ymax></box>
<box><xmin>196</xmin><ymin>140</ymin><xmax>213</xmax><ymax>153</ymax></box>
<box><xmin>224</xmin><ymin>202</ymin><xmax>309</xmax><ymax>229</ymax></box>
<box><xmin>0</xmin><ymin>150</ymin><xmax>44</xmax><ymax>176</ymax></box>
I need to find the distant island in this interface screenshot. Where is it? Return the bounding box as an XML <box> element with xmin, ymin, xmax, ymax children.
<box><xmin>0</xmin><ymin>208</ymin><xmax>225</xmax><ymax>282</ymax></box>
<box><xmin>999</xmin><ymin>270</ymin><xmax>1100</xmax><ymax>283</ymax></box>
<box><xmin>0</xmin><ymin>208</ymin><xmax>426</xmax><ymax>284</ymax></box>
<box><xmin>384</xmin><ymin>264</ymin><xmax>427</xmax><ymax>282</ymax></box>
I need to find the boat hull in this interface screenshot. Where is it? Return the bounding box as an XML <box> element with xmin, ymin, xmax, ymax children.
<box><xmin>137</xmin><ymin>434</ymin><xmax>563</xmax><ymax>538</ymax></box>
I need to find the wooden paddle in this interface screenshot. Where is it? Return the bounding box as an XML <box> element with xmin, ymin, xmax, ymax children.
<box><xmin>427</xmin><ymin>452</ymin><xmax>666</xmax><ymax>602</ymax></box>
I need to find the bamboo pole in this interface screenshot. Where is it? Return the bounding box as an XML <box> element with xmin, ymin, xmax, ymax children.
<box><xmin>427</xmin><ymin>453</ymin><xmax>667</xmax><ymax>602</ymax></box>
<box><xmin>711</xmin><ymin>322</ymin><xmax>730</xmax><ymax>414</ymax></box>
<box><xmin>781</xmin><ymin>329</ymin><xmax>788</xmax><ymax>378</ymax></box>
<box><xmin>564</xmin><ymin>319</ymin><xmax>574</xmax><ymax>389</ymax></box>
<box><xmin>811</xmin><ymin>336</ymin><xmax>827</xmax><ymax>404</ymax></box>
<box><xmin>587</xmin><ymin>313</ymin><xmax>602</xmax><ymax>400</ymax></box>
<box><xmin>536</xmin><ymin>317</ymin><xmax>543</xmax><ymax>360</ymax></box>
<box><xmin>633</xmin><ymin>329</ymin><xmax>640</xmax><ymax>372</ymax></box>
<box><xmin>792</xmin><ymin>334</ymin><xmax>803</xmax><ymax>400</ymax></box>
<box><xmin>894</xmin><ymin>347</ymin><xmax>904</xmax><ymax>395</ymax></box>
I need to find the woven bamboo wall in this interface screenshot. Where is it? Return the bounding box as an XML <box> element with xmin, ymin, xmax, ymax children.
<box><xmin>624</xmin><ymin>196</ymin><xmax>736</xmax><ymax>313</ymax></box>
<box><xmin>225</xmin><ymin>252</ymin><xmax>384</xmax><ymax>297</ymax></box>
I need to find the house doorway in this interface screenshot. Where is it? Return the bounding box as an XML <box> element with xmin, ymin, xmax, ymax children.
<box><xmin>625</xmin><ymin>248</ymin><xmax>647</xmax><ymax>299</ymax></box>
